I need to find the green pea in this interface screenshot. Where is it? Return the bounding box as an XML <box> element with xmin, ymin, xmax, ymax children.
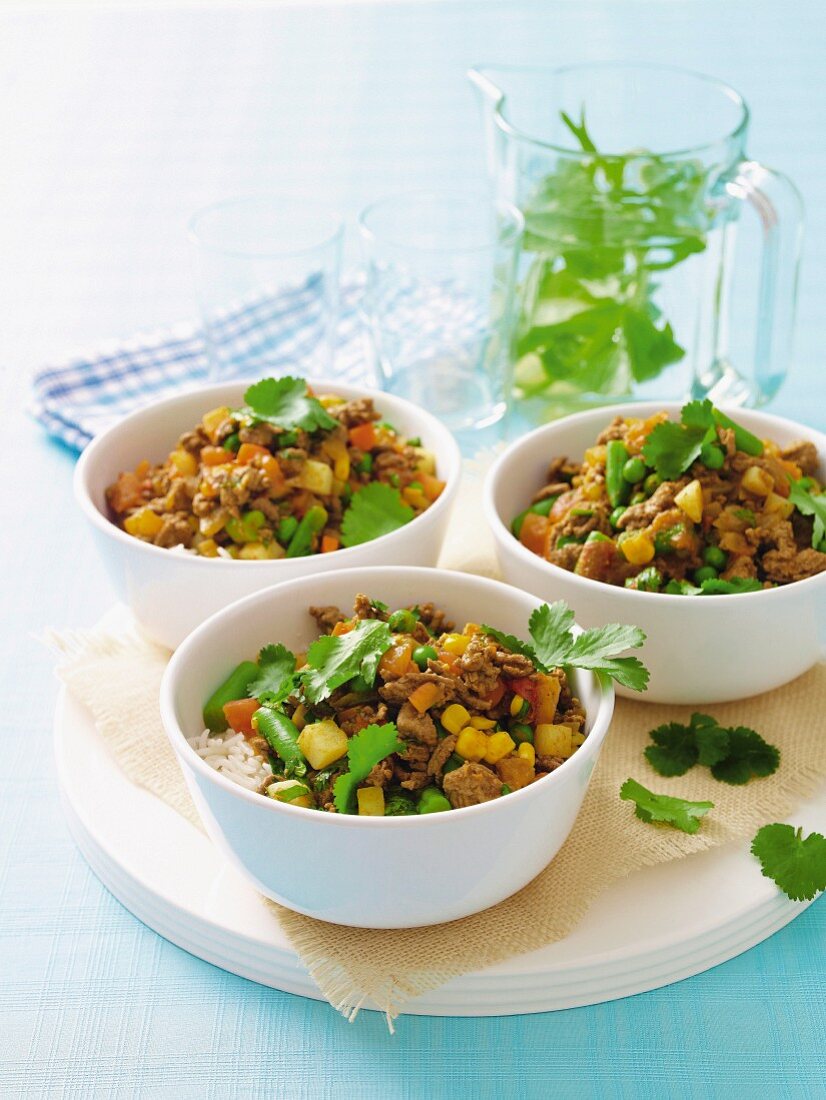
<box><xmin>586</xmin><ymin>531</ymin><xmax>613</xmax><ymax>544</ymax></box>
<box><xmin>643</xmin><ymin>473</ymin><xmax>661</xmax><ymax>496</ymax></box>
<box><xmin>406</xmin><ymin>436</ymin><xmax>422</xmax><ymax>447</ymax></box>
<box><xmin>700</xmin><ymin>442</ymin><xmax>725</xmax><ymax>470</ymax></box>
<box><xmin>356</xmin><ymin>453</ymin><xmax>374</xmax><ymax>475</ymax></box>
<box><xmin>412</xmin><ymin>644</ymin><xmax>438</xmax><ymax>670</ymax></box>
<box><xmin>622</xmin><ymin>456</ymin><xmax>648</xmax><ymax>484</ymax></box>
<box><xmin>629</xmin><ymin>491</ymin><xmax>646</xmax><ymax>505</ymax></box>
<box><xmin>703</xmin><ymin>545</ymin><xmax>728</xmax><ymax>570</ymax></box>
<box><xmin>530</xmin><ymin>497</ymin><xmax>557</xmax><ymax>517</ymax></box>
<box><xmin>417</xmin><ymin>787</ymin><xmax>452</xmax><ymax>814</ymax></box>
<box><xmin>609</xmin><ymin>506</ymin><xmax>627</xmax><ymax>530</ymax></box>
<box><xmin>510</xmin><ymin>722</ymin><xmax>534</xmax><ymax>745</ymax></box>
<box><xmin>500</xmin><ymin>785</ymin><xmax>512</xmax><ymax>796</ymax></box>
<box><xmin>570</xmin><ymin>507</ymin><xmax>594</xmax><ymax>518</ymax></box>
<box><xmin>222</xmin><ymin>432</ymin><xmax>240</xmax><ymax>453</ymax></box>
<box><xmin>557</xmin><ymin>535</ymin><xmax>586</xmax><ymax>548</ymax></box>
<box><xmin>388</xmin><ymin>609</ymin><xmax>418</xmax><ymax>634</ymax></box>
<box><xmin>694</xmin><ymin>565</ymin><xmax>719</xmax><ymax>584</ymax></box>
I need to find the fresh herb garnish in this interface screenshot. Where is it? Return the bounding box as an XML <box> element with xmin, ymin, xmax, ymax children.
<box><xmin>240</xmin><ymin>376</ymin><xmax>338</xmax><ymax>433</ymax></box>
<box><xmin>620</xmin><ymin>778</ymin><xmax>713</xmax><ymax>834</ymax></box>
<box><xmin>276</xmin><ymin>783</ymin><xmax>311</xmax><ymax>803</ymax></box>
<box><xmin>697</xmin><ymin>577</ymin><xmax>765</xmax><ymax>595</ymax></box>
<box><xmin>788</xmin><ymin>478</ymin><xmax>826</xmax><ymax>550</ymax></box>
<box><xmin>340</xmin><ymin>483</ymin><xmax>415</xmax><ymax>548</ymax></box>
<box><xmin>645</xmin><ymin>713</ymin><xmax>779</xmax><ymax>784</ymax></box>
<box><xmin>333</xmin><ymin>723</ymin><xmax>405</xmax><ymax>814</ymax></box>
<box><xmin>300</xmin><ymin>619</ymin><xmax>393</xmax><ymax>705</ymax></box>
<box><xmin>482</xmin><ymin>600</ymin><xmax>649</xmax><ymax>692</ymax></box>
<box><xmin>247</xmin><ymin>643</ymin><xmax>296</xmax><ymax>706</ymax></box>
<box><xmin>642</xmin><ymin>400</ymin><xmax>763</xmax><ymax>480</ymax></box>
<box><xmin>751</xmin><ymin>824</ymin><xmax>826</xmax><ymax>901</ymax></box>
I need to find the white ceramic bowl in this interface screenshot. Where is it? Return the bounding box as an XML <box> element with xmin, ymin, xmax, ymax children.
<box><xmin>485</xmin><ymin>402</ymin><xmax>826</xmax><ymax>705</ymax></box>
<box><xmin>160</xmin><ymin>566</ymin><xmax>615</xmax><ymax>928</ymax></box>
<box><xmin>74</xmin><ymin>379</ymin><xmax>461</xmax><ymax>649</ymax></box>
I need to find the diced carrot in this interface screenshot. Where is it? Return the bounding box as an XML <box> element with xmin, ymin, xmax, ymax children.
<box><xmin>107</xmin><ymin>471</ymin><xmax>144</xmax><ymax>513</ymax></box>
<box><xmin>484</xmin><ymin>679</ymin><xmax>506</xmax><ymax>708</ymax></box>
<box><xmin>321</xmin><ymin>534</ymin><xmax>340</xmax><ymax>553</ymax></box>
<box><xmin>222</xmin><ymin>697</ymin><xmax>259</xmax><ymax>735</ymax></box>
<box><xmin>348</xmin><ymin>423</ymin><xmax>377</xmax><ymax>451</ymax></box>
<box><xmin>408</xmin><ymin>681</ymin><xmax>440</xmax><ymax>713</ymax></box>
<box><xmin>379</xmin><ymin>640</ymin><xmax>414</xmax><ymax>679</ymax></box>
<box><xmin>202</xmin><ymin>446</ymin><xmax>232</xmax><ymax>467</ymax></box>
<box><xmin>420</xmin><ymin>474</ymin><xmax>445</xmax><ymax>502</ymax></box>
<box><xmin>332</xmin><ymin>620</ymin><xmax>354</xmax><ymax>637</ymax></box>
<box><xmin>519</xmin><ymin>512</ymin><xmax>551</xmax><ymax>557</ymax></box>
<box><xmin>134</xmin><ymin>459</ymin><xmax>150</xmax><ymax>479</ymax></box>
<box><xmin>236</xmin><ymin>442</ymin><xmax>271</xmax><ymax>465</ymax></box>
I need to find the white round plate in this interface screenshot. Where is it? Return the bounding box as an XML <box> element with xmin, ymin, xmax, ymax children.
<box><xmin>55</xmin><ymin>686</ymin><xmax>823</xmax><ymax>1016</ymax></box>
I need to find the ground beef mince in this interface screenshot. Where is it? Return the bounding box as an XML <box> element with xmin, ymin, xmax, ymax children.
<box><xmin>203</xmin><ymin>593</ymin><xmax>588</xmax><ymax>815</ymax></box>
<box><xmin>105</xmin><ymin>378</ymin><xmax>444</xmax><ymax>559</ymax></box>
<box><xmin>513</xmin><ymin>406</ymin><xmax>826</xmax><ymax>594</ymax></box>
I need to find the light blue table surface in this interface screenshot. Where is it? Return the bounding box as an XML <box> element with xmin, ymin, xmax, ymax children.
<box><xmin>2</xmin><ymin>3</ymin><xmax>824</xmax><ymax>1097</ymax></box>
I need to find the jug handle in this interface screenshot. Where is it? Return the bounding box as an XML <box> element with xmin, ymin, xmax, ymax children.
<box><xmin>725</xmin><ymin>162</ymin><xmax>804</xmax><ymax>404</ymax></box>
<box><xmin>468</xmin><ymin>66</ymin><xmax>508</xmax><ymax>178</ymax></box>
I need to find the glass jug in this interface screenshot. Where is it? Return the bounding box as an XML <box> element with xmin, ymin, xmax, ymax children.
<box><xmin>469</xmin><ymin>62</ymin><xmax>803</xmax><ymax>421</ymax></box>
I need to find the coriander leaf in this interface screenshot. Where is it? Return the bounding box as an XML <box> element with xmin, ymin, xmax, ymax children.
<box><xmin>644</xmin><ymin>722</ymin><xmax>700</xmax><ymax>777</ymax></box>
<box><xmin>300</xmin><ymin>619</ymin><xmax>393</xmax><ymax>705</ymax></box>
<box><xmin>692</xmin><ymin>715</ymin><xmax>731</xmax><ymax>767</ymax></box>
<box><xmin>277</xmin><ymin>783</ymin><xmax>311</xmax><ymax>803</ymax></box>
<box><xmin>641</xmin><ymin>420</ymin><xmax>709</xmax><ymax>480</ymax></box>
<box><xmin>751</xmin><ymin>824</ymin><xmax>826</xmax><ymax>902</ymax></box>
<box><xmin>333</xmin><ymin>723</ymin><xmax>405</xmax><ymax>814</ymax></box>
<box><xmin>620</xmin><ymin>778</ymin><xmax>713</xmax><ymax>835</ymax></box>
<box><xmin>680</xmin><ymin>398</ymin><xmax>716</xmax><ymax>432</ymax></box>
<box><xmin>247</xmin><ymin>643</ymin><xmax>296</xmax><ymax>705</ymax></box>
<box><xmin>699</xmin><ymin>577</ymin><xmax>765</xmax><ymax>595</ymax></box>
<box><xmin>565</xmin><ymin>623</ymin><xmax>649</xmax><ymax>691</ymax></box>
<box><xmin>621</xmin><ymin>309</ymin><xmax>685</xmax><ymax>384</ymax></box>
<box><xmin>710</xmin><ymin>726</ymin><xmax>780</xmax><ymax>785</ymax></box>
<box><xmin>242</xmin><ymin>376</ymin><xmax>337</xmax><ymax>433</ymax></box>
<box><xmin>788</xmin><ymin>478</ymin><xmax>826</xmax><ymax>549</ymax></box>
<box><xmin>340</xmin><ymin>483</ymin><xmax>415</xmax><ymax>548</ymax></box>
<box><xmin>480</xmin><ymin>626</ymin><xmax>541</xmax><ymax>670</ymax></box>
<box><xmin>527</xmin><ymin>601</ymin><xmax>576</xmax><ymax>670</ymax></box>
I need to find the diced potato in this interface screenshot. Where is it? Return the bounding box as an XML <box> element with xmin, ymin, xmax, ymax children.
<box><xmin>764</xmin><ymin>492</ymin><xmax>795</xmax><ymax>518</ymax></box>
<box><xmin>297</xmin><ymin>459</ymin><xmax>334</xmax><ymax>496</ymax></box>
<box><xmin>719</xmin><ymin>531</ymin><xmax>750</xmax><ymax>555</ymax></box>
<box><xmin>535</xmin><ymin>673</ymin><xmax>562</xmax><ymax>725</ymax></box>
<box><xmin>357</xmin><ymin>787</ymin><xmax>385</xmax><ymax>816</ymax></box>
<box><xmin>265</xmin><ymin>780</ymin><xmax>314</xmax><ymax>809</ymax></box>
<box><xmin>571</xmin><ymin>731</ymin><xmax>586</xmax><ymax>748</ymax></box>
<box><xmin>169</xmin><ymin>449</ymin><xmax>199</xmax><ymax>477</ymax></box>
<box><xmin>618</xmin><ymin>530</ymin><xmax>655</xmax><ymax>566</ymax></box>
<box><xmin>496</xmin><ymin>755</ymin><xmax>535</xmax><ymax>791</ymax></box>
<box><xmin>742</xmin><ymin>465</ymin><xmax>774</xmax><ymax>497</ymax></box>
<box><xmin>201</xmin><ymin>405</ymin><xmax>231</xmax><ymax>443</ymax></box>
<box><xmin>199</xmin><ymin>509</ymin><xmax>228</xmax><ymax>538</ymax></box>
<box><xmin>298</xmin><ymin>719</ymin><xmax>348</xmax><ymax>770</ymax></box>
<box><xmin>124</xmin><ymin>507</ymin><xmax>164</xmax><ymax>539</ymax></box>
<box><xmin>412</xmin><ymin>447</ymin><xmax>436</xmax><ymax>475</ymax></box>
<box><xmin>674</xmin><ymin>478</ymin><xmax>704</xmax><ymax>523</ymax></box>
<box><xmin>196</xmin><ymin>538</ymin><xmax>220</xmax><ymax>557</ymax></box>
<box><xmin>238</xmin><ymin>541</ymin><xmax>286</xmax><ymax>560</ymax></box>
<box><xmin>534</xmin><ymin>723</ymin><xmax>574</xmax><ymax>759</ymax></box>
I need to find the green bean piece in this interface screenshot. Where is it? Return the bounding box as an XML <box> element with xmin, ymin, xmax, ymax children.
<box><xmin>222</xmin><ymin>432</ymin><xmax>241</xmax><ymax>453</ymax></box>
<box><xmin>556</xmin><ymin>534</ymin><xmax>586</xmax><ymax>548</ymax></box>
<box><xmin>277</xmin><ymin>515</ymin><xmax>299</xmax><ymax>545</ymax></box>
<box><xmin>585</xmin><ymin>531</ymin><xmax>612</xmax><ymax>544</ymax></box>
<box><xmin>622</xmin><ymin>456</ymin><xmax>647</xmax><ymax>484</ymax></box>
<box><xmin>417</xmin><ymin>787</ymin><xmax>452</xmax><ymax>814</ymax></box>
<box><xmin>703</xmin><ymin>545</ymin><xmax>728</xmax><ymax>570</ymax></box>
<box><xmin>700</xmin><ymin>442</ymin><xmax>725</xmax><ymax>470</ymax></box>
<box><xmin>225</xmin><ymin>509</ymin><xmax>267</xmax><ymax>544</ymax></box>
<box><xmin>512</xmin><ymin>508</ymin><xmax>530</xmax><ymax>537</ymax></box>
<box><xmin>609</xmin><ymin>506</ymin><xmax>627</xmax><ymax>530</ymax></box>
<box><xmin>254</xmin><ymin>707</ymin><xmax>307</xmax><ymax>778</ymax></box>
<box><xmin>202</xmin><ymin>661</ymin><xmax>260</xmax><ymax>731</ymax></box>
<box><xmin>605</xmin><ymin>440</ymin><xmax>631</xmax><ymax>507</ymax></box>
<box><xmin>530</xmin><ymin>496</ymin><xmax>558</xmax><ymax>516</ymax></box>
<box><xmin>712</xmin><ymin>410</ymin><xmax>764</xmax><ymax>456</ymax></box>
<box><xmin>285</xmin><ymin>506</ymin><xmax>328</xmax><ymax>558</ymax></box>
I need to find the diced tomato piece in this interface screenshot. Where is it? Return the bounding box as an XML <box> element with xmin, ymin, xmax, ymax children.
<box><xmin>519</xmin><ymin>513</ymin><xmax>551</xmax><ymax>557</ymax></box>
<box><xmin>484</xmin><ymin>678</ymin><xmax>506</xmax><ymax>708</ymax></box>
<box><xmin>348</xmin><ymin>423</ymin><xmax>377</xmax><ymax>451</ymax></box>
<box><xmin>506</xmin><ymin>676</ymin><xmax>538</xmax><ymax>721</ymax></box>
<box><xmin>201</xmin><ymin>446</ymin><xmax>232</xmax><ymax>467</ymax></box>
<box><xmin>222</xmin><ymin>697</ymin><xmax>259</xmax><ymax>735</ymax></box>
<box><xmin>321</xmin><ymin>534</ymin><xmax>340</xmax><ymax>553</ymax></box>
<box><xmin>236</xmin><ymin>442</ymin><xmax>271</xmax><ymax>465</ymax></box>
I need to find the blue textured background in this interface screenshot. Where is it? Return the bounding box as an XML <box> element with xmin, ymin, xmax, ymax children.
<box><xmin>3</xmin><ymin>2</ymin><xmax>824</xmax><ymax>1096</ymax></box>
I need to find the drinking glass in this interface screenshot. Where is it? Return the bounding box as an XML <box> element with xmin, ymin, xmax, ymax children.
<box><xmin>188</xmin><ymin>196</ymin><xmax>343</xmax><ymax>380</ymax></box>
<box><xmin>358</xmin><ymin>190</ymin><xmax>524</xmax><ymax>431</ymax></box>
<box><xmin>470</xmin><ymin>62</ymin><xmax>803</xmax><ymax>420</ymax></box>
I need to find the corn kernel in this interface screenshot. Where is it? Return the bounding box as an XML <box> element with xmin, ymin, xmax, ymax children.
<box><xmin>742</xmin><ymin>465</ymin><xmax>774</xmax><ymax>497</ymax></box>
<box><xmin>469</xmin><ymin>716</ymin><xmax>496</xmax><ymax>730</ymax></box>
<box><xmin>584</xmin><ymin>445</ymin><xmax>607</xmax><ymax>467</ymax></box>
<box><xmin>442</xmin><ymin>633</ymin><xmax>471</xmax><ymax>656</ymax></box>
<box><xmin>509</xmin><ymin>694</ymin><xmax>525</xmax><ymax>718</ymax></box>
<box><xmin>441</xmin><ymin>703</ymin><xmax>471</xmax><ymax>734</ymax></box>
<box><xmin>674</xmin><ymin>478</ymin><xmax>704</xmax><ymax>523</ymax></box>
<box><xmin>196</xmin><ymin>538</ymin><xmax>219</xmax><ymax>557</ymax></box>
<box><xmin>169</xmin><ymin>449</ymin><xmax>199</xmax><ymax>477</ymax></box>
<box><xmin>517</xmin><ymin>742</ymin><xmax>536</xmax><ymax>766</ymax></box>
<box><xmin>357</xmin><ymin>787</ymin><xmax>385</xmax><ymax>816</ymax></box>
<box><xmin>483</xmin><ymin>731</ymin><xmax>516</xmax><ymax>765</ymax></box>
<box><xmin>124</xmin><ymin>507</ymin><xmax>163</xmax><ymax>539</ymax></box>
<box><xmin>334</xmin><ymin>455</ymin><xmax>350</xmax><ymax>481</ymax></box>
<box><xmin>455</xmin><ymin>727</ymin><xmax>488</xmax><ymax>762</ymax></box>
<box><xmin>535</xmin><ymin>723</ymin><xmax>574</xmax><ymax>758</ymax></box>
<box><xmin>618</xmin><ymin>530</ymin><xmax>655</xmax><ymax>566</ymax></box>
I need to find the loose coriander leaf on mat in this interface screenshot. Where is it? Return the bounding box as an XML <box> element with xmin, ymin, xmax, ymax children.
<box><xmin>242</xmin><ymin>376</ymin><xmax>338</xmax><ymax>433</ymax></box>
<box><xmin>710</xmin><ymin>726</ymin><xmax>780</xmax><ymax>785</ymax></box>
<box><xmin>788</xmin><ymin>478</ymin><xmax>826</xmax><ymax>549</ymax></box>
<box><xmin>644</xmin><ymin>722</ymin><xmax>700</xmax><ymax>777</ymax></box>
<box><xmin>751</xmin><ymin>824</ymin><xmax>826</xmax><ymax>902</ymax></box>
<box><xmin>565</xmin><ymin>623</ymin><xmax>649</xmax><ymax>692</ymax></box>
<box><xmin>526</xmin><ymin>601</ymin><xmax>577</xmax><ymax>670</ymax></box>
<box><xmin>333</xmin><ymin>723</ymin><xmax>405</xmax><ymax>814</ymax></box>
<box><xmin>692</xmin><ymin>715</ymin><xmax>731</xmax><ymax>767</ymax></box>
<box><xmin>340</xmin><ymin>483</ymin><xmax>415</xmax><ymax>548</ymax></box>
<box><xmin>620</xmin><ymin>778</ymin><xmax>713</xmax><ymax>835</ymax></box>
<box><xmin>247</xmin><ymin>643</ymin><xmax>297</xmax><ymax>705</ymax></box>
<box><xmin>480</xmin><ymin>626</ymin><xmax>541</xmax><ymax>669</ymax></box>
<box><xmin>300</xmin><ymin>619</ymin><xmax>393</xmax><ymax>705</ymax></box>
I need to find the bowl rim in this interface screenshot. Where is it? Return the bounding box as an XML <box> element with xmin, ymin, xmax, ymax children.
<box><xmin>484</xmin><ymin>400</ymin><xmax>826</xmax><ymax>606</ymax></box>
<box><xmin>73</xmin><ymin>377</ymin><xmax>462</xmax><ymax>568</ymax></box>
<box><xmin>159</xmin><ymin>565</ymin><xmax>616</xmax><ymax>828</ymax></box>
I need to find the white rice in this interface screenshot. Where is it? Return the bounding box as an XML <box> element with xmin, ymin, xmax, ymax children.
<box><xmin>187</xmin><ymin>729</ymin><xmax>273</xmax><ymax>790</ymax></box>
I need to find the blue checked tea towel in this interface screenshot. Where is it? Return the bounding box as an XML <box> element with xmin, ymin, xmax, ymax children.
<box><xmin>30</xmin><ymin>281</ymin><xmax>369</xmax><ymax>451</ymax></box>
